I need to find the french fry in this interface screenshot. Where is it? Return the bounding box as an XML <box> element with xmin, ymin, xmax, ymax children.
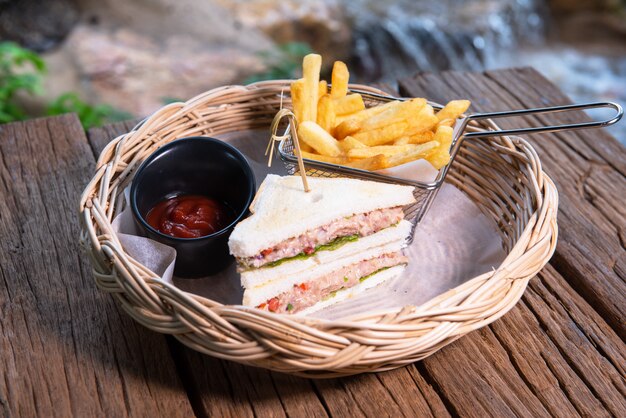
<box><xmin>425</xmin><ymin>149</ymin><xmax>450</xmax><ymax>169</ymax></box>
<box><xmin>334</xmin><ymin>118</ymin><xmax>360</xmax><ymax>139</ymax></box>
<box><xmin>301</xmin><ymin>151</ymin><xmax>350</xmax><ymax>165</ymax></box>
<box><xmin>333</xmin><ymin>93</ymin><xmax>365</xmax><ymax>116</ymax></box>
<box><xmin>355</xmin><ymin>101</ymin><xmax>398</xmax><ymax>128</ymax></box>
<box><xmin>435</xmin><ymin>125</ymin><xmax>453</xmax><ymax>149</ymax></box>
<box><xmin>301</xmin><ymin>53</ymin><xmax>322</xmax><ymax>122</ymax></box>
<box><xmin>425</xmin><ymin>125</ymin><xmax>454</xmax><ymax>169</ymax></box>
<box><xmin>360</xmin><ymin>98</ymin><xmax>426</xmax><ymax>131</ymax></box>
<box><xmin>338</xmin><ymin>136</ymin><xmax>367</xmax><ymax>152</ymax></box>
<box><xmin>318</xmin><ymin>80</ymin><xmax>328</xmax><ymax>97</ymax></box>
<box><xmin>316</xmin><ymin>94</ymin><xmax>335</xmax><ymax>132</ymax></box>
<box><xmin>299</xmin><ymin>142</ymin><xmax>314</xmax><ymax>153</ymax></box>
<box><xmin>437</xmin><ymin>118</ymin><xmax>455</xmax><ymax>128</ymax></box>
<box><xmin>383</xmin><ymin>140</ymin><xmax>440</xmax><ymax>169</ymax></box>
<box><xmin>436</xmin><ymin>100</ymin><xmax>470</xmax><ymax>121</ymax></box>
<box><xmin>333</xmin><ymin>113</ymin><xmax>357</xmax><ymax>127</ymax></box>
<box><xmin>331</xmin><ymin>61</ymin><xmax>349</xmax><ymax>98</ymax></box>
<box><xmin>404</xmin><ymin>105</ymin><xmax>438</xmax><ymax>135</ymax></box>
<box><xmin>344</xmin><ymin>154</ymin><xmax>388</xmax><ymax>171</ymax></box>
<box><xmin>298</xmin><ymin>121</ymin><xmax>343</xmax><ymax>156</ymax></box>
<box><xmin>300</xmin><ymin>142</ymin><xmax>315</xmax><ymax>152</ymax></box>
<box><xmin>290</xmin><ymin>78</ymin><xmax>304</xmax><ymax>123</ymax></box>
<box><xmin>394</xmin><ymin>132</ymin><xmax>434</xmax><ymax>145</ymax></box>
<box><xmin>352</xmin><ymin>121</ymin><xmax>408</xmax><ymax>146</ymax></box>
<box><xmin>347</xmin><ymin>144</ymin><xmax>424</xmax><ymax>159</ymax></box>
<box><xmin>334</xmin><ymin>101</ymin><xmax>396</xmax><ymax>127</ymax></box>
<box><xmin>409</xmin><ymin>131</ymin><xmax>435</xmax><ymax>144</ymax></box>
<box><xmin>393</xmin><ymin>136</ymin><xmax>411</xmax><ymax>145</ymax></box>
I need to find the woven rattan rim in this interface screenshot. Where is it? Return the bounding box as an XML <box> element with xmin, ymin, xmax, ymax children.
<box><xmin>78</xmin><ymin>81</ymin><xmax>558</xmax><ymax>377</ymax></box>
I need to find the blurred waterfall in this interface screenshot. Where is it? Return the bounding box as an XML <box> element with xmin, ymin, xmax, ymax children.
<box><xmin>346</xmin><ymin>0</ymin><xmax>546</xmax><ymax>81</ymax></box>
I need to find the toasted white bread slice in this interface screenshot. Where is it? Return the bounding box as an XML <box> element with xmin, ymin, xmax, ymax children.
<box><xmin>229</xmin><ymin>174</ymin><xmax>415</xmax><ymax>258</ymax></box>
<box><xmin>242</xmin><ymin>240</ymin><xmax>405</xmax><ymax>307</ymax></box>
<box><xmin>240</xmin><ymin>220</ymin><xmax>412</xmax><ymax>289</ymax></box>
<box><xmin>295</xmin><ymin>265</ymin><xmax>405</xmax><ymax>316</ymax></box>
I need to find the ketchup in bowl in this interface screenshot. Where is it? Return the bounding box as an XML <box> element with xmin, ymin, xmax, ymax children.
<box><xmin>130</xmin><ymin>136</ymin><xmax>255</xmax><ymax>277</ymax></box>
<box><xmin>146</xmin><ymin>194</ymin><xmax>235</xmax><ymax>239</ymax></box>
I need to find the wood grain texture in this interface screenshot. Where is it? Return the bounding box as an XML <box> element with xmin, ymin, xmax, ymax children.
<box><xmin>170</xmin><ymin>343</ymin><xmax>329</xmax><ymax>418</ymax></box>
<box><xmin>0</xmin><ymin>115</ymin><xmax>194</xmax><ymax>418</ymax></box>
<box><xmin>313</xmin><ymin>366</ymin><xmax>450</xmax><ymax>418</ymax></box>
<box><xmin>400</xmin><ymin>68</ymin><xmax>626</xmax><ymax>339</ymax></box>
<box><xmin>412</xmin><ymin>266</ymin><xmax>626</xmax><ymax>418</ymax></box>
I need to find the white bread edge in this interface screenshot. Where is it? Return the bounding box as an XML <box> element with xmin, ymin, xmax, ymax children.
<box><xmin>240</xmin><ymin>220</ymin><xmax>412</xmax><ymax>289</ymax></box>
<box><xmin>295</xmin><ymin>264</ymin><xmax>406</xmax><ymax>316</ymax></box>
<box><xmin>228</xmin><ymin>175</ymin><xmax>416</xmax><ymax>258</ymax></box>
<box><xmin>242</xmin><ymin>240</ymin><xmax>406</xmax><ymax>307</ymax></box>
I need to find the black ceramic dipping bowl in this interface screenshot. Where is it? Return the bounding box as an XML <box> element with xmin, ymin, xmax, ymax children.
<box><xmin>130</xmin><ymin>136</ymin><xmax>255</xmax><ymax>277</ymax></box>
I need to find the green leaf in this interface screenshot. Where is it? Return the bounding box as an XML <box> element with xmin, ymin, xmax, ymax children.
<box><xmin>263</xmin><ymin>234</ymin><xmax>359</xmax><ymax>268</ymax></box>
<box><xmin>0</xmin><ymin>109</ymin><xmax>16</xmax><ymax>123</ymax></box>
<box><xmin>359</xmin><ymin>267</ymin><xmax>391</xmax><ymax>282</ymax></box>
<box><xmin>46</xmin><ymin>92</ymin><xmax>133</xmax><ymax>130</ymax></box>
<box><xmin>160</xmin><ymin>96</ymin><xmax>183</xmax><ymax>105</ymax></box>
<box><xmin>0</xmin><ymin>41</ymin><xmax>46</xmax><ymax>124</ymax></box>
<box><xmin>280</xmin><ymin>42</ymin><xmax>313</xmax><ymax>59</ymax></box>
<box><xmin>1</xmin><ymin>102</ymin><xmax>26</xmax><ymax>121</ymax></box>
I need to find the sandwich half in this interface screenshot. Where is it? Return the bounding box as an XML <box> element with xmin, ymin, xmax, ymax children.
<box><xmin>229</xmin><ymin>174</ymin><xmax>415</xmax><ymax>314</ymax></box>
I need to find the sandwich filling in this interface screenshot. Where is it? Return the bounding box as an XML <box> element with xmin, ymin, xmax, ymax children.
<box><xmin>255</xmin><ymin>251</ymin><xmax>408</xmax><ymax>314</ymax></box>
<box><xmin>240</xmin><ymin>206</ymin><xmax>405</xmax><ymax>269</ymax></box>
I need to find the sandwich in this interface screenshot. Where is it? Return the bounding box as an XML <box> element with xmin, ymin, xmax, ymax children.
<box><xmin>228</xmin><ymin>174</ymin><xmax>415</xmax><ymax>314</ymax></box>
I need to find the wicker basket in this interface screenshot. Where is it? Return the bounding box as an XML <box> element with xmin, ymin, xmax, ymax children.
<box><xmin>79</xmin><ymin>81</ymin><xmax>558</xmax><ymax>377</ymax></box>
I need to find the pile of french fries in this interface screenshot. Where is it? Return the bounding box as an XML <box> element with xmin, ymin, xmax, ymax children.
<box><xmin>289</xmin><ymin>54</ymin><xmax>471</xmax><ymax>171</ymax></box>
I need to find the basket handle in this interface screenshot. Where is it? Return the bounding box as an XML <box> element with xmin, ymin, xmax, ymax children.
<box><xmin>463</xmin><ymin>102</ymin><xmax>623</xmax><ymax>138</ymax></box>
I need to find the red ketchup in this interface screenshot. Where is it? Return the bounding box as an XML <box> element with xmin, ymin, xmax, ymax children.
<box><xmin>146</xmin><ymin>195</ymin><xmax>233</xmax><ymax>239</ymax></box>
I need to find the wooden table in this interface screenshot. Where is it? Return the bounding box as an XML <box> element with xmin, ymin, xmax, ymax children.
<box><xmin>1</xmin><ymin>68</ymin><xmax>624</xmax><ymax>417</ymax></box>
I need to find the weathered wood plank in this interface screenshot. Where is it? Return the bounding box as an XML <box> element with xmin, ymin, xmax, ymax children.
<box><xmin>170</xmin><ymin>344</ymin><xmax>329</xmax><ymax>418</ymax></box>
<box><xmin>400</xmin><ymin>68</ymin><xmax>625</xmax><ymax>338</ymax></box>
<box><xmin>408</xmin><ymin>264</ymin><xmax>626</xmax><ymax>418</ymax></box>
<box><xmin>397</xmin><ymin>71</ymin><xmax>626</xmax><ymax>417</ymax></box>
<box><xmin>0</xmin><ymin>115</ymin><xmax>195</xmax><ymax>418</ymax></box>
<box><xmin>313</xmin><ymin>367</ymin><xmax>451</xmax><ymax>418</ymax></box>
<box><xmin>170</xmin><ymin>342</ymin><xmax>452</xmax><ymax>418</ymax></box>
<box><xmin>523</xmin><ymin>266</ymin><xmax>626</xmax><ymax>415</ymax></box>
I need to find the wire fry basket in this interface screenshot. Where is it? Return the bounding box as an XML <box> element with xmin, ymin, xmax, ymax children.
<box><xmin>278</xmin><ymin>90</ymin><xmax>622</xmax><ymax>240</ymax></box>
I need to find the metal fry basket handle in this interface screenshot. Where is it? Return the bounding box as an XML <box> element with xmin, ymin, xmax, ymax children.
<box><xmin>349</xmin><ymin>88</ymin><xmax>623</xmax><ymax>138</ymax></box>
<box><xmin>462</xmin><ymin>102</ymin><xmax>623</xmax><ymax>139</ymax></box>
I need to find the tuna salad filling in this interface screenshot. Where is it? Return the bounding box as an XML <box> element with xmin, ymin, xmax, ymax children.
<box><xmin>256</xmin><ymin>251</ymin><xmax>408</xmax><ymax>314</ymax></box>
<box><xmin>240</xmin><ymin>206</ymin><xmax>405</xmax><ymax>270</ymax></box>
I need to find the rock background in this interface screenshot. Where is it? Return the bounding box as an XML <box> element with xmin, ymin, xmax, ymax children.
<box><xmin>0</xmin><ymin>0</ymin><xmax>78</xmax><ymax>51</ymax></box>
<box><xmin>12</xmin><ymin>0</ymin><xmax>356</xmax><ymax>115</ymax></box>
<box><xmin>45</xmin><ymin>25</ymin><xmax>268</xmax><ymax>116</ymax></box>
